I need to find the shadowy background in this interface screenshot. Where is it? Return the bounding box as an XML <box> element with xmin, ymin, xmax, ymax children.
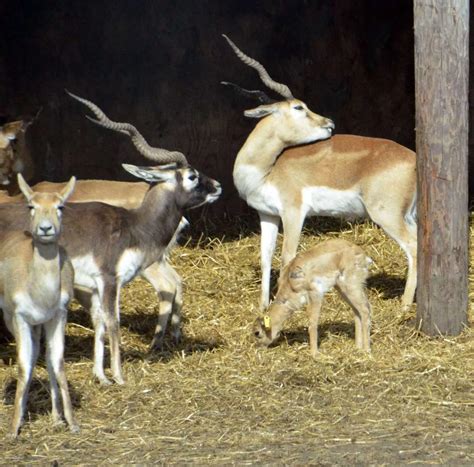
<box><xmin>0</xmin><ymin>0</ymin><xmax>471</xmax><ymax>231</ymax></box>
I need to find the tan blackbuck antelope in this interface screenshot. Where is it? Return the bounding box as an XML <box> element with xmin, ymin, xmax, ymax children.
<box><xmin>0</xmin><ymin>174</ymin><xmax>78</xmax><ymax>438</ymax></box>
<box><xmin>0</xmin><ymin>111</ymin><xmax>39</xmax><ymax>190</ymax></box>
<box><xmin>0</xmin><ymin>151</ymin><xmax>221</xmax><ymax>386</ymax></box>
<box><xmin>0</xmin><ymin>91</ymin><xmax>197</xmax><ymax>352</ymax></box>
<box><xmin>0</xmin><ymin>120</ymin><xmax>24</xmax><ymax>187</ymax></box>
<box><xmin>223</xmin><ymin>35</ymin><xmax>417</xmax><ymax>310</ymax></box>
<box><xmin>253</xmin><ymin>239</ymin><xmax>372</xmax><ymax>356</ymax></box>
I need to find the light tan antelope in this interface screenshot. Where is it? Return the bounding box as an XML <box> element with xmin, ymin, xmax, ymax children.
<box><xmin>223</xmin><ymin>35</ymin><xmax>417</xmax><ymax>310</ymax></box>
<box><xmin>0</xmin><ymin>111</ymin><xmax>39</xmax><ymax>190</ymax></box>
<box><xmin>0</xmin><ymin>120</ymin><xmax>24</xmax><ymax>187</ymax></box>
<box><xmin>253</xmin><ymin>239</ymin><xmax>372</xmax><ymax>356</ymax></box>
<box><xmin>0</xmin><ymin>174</ymin><xmax>78</xmax><ymax>438</ymax></box>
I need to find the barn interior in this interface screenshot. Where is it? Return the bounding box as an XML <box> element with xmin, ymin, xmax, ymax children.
<box><xmin>1</xmin><ymin>0</ymin><xmax>426</xmax><ymax>227</ymax></box>
<box><xmin>0</xmin><ymin>1</ymin><xmax>472</xmax><ymax>464</ymax></box>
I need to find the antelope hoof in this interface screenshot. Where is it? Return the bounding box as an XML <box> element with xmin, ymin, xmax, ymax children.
<box><xmin>69</xmin><ymin>423</ymin><xmax>80</xmax><ymax>434</ymax></box>
<box><xmin>113</xmin><ymin>375</ymin><xmax>125</xmax><ymax>385</ymax></box>
<box><xmin>149</xmin><ymin>335</ymin><xmax>164</xmax><ymax>353</ymax></box>
<box><xmin>96</xmin><ymin>374</ymin><xmax>113</xmax><ymax>386</ymax></box>
<box><xmin>6</xmin><ymin>431</ymin><xmax>19</xmax><ymax>441</ymax></box>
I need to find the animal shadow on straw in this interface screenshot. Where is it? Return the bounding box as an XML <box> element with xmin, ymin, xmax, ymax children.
<box><xmin>119</xmin><ymin>309</ymin><xmax>224</xmax><ymax>363</ymax></box>
<box><xmin>280</xmin><ymin>322</ymin><xmax>355</xmax><ymax>347</ymax></box>
<box><xmin>367</xmin><ymin>272</ymin><xmax>406</xmax><ymax>300</ymax></box>
<box><xmin>144</xmin><ymin>335</ymin><xmax>224</xmax><ymax>364</ymax></box>
<box><xmin>3</xmin><ymin>374</ymin><xmax>82</xmax><ymax>416</ymax></box>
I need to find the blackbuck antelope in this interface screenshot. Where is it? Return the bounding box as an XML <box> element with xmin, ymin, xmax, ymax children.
<box><xmin>0</xmin><ymin>166</ymin><xmax>221</xmax><ymax>386</ymax></box>
<box><xmin>254</xmin><ymin>239</ymin><xmax>372</xmax><ymax>356</ymax></box>
<box><xmin>223</xmin><ymin>35</ymin><xmax>417</xmax><ymax>310</ymax></box>
<box><xmin>0</xmin><ymin>174</ymin><xmax>78</xmax><ymax>438</ymax></box>
<box><xmin>0</xmin><ymin>120</ymin><xmax>24</xmax><ymax>187</ymax></box>
<box><xmin>0</xmin><ymin>111</ymin><xmax>39</xmax><ymax>190</ymax></box>
<box><xmin>0</xmin><ymin>91</ymin><xmax>199</xmax><ymax>352</ymax></box>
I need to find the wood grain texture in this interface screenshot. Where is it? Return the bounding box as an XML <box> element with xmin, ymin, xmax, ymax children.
<box><xmin>414</xmin><ymin>0</ymin><xmax>469</xmax><ymax>335</ymax></box>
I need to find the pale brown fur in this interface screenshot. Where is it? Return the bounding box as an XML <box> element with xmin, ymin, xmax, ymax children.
<box><xmin>225</xmin><ymin>37</ymin><xmax>417</xmax><ymax>312</ymax></box>
<box><xmin>253</xmin><ymin>239</ymin><xmax>372</xmax><ymax>357</ymax></box>
<box><xmin>0</xmin><ymin>175</ymin><xmax>78</xmax><ymax>438</ymax></box>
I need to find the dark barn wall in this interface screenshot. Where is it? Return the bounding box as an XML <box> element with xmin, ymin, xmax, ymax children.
<box><xmin>0</xmin><ymin>0</ymin><xmax>428</xmax><ymax>226</ymax></box>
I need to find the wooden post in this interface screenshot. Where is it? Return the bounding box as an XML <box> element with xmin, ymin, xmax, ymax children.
<box><xmin>414</xmin><ymin>0</ymin><xmax>469</xmax><ymax>335</ymax></box>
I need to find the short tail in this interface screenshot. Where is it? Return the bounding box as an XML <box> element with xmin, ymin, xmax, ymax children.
<box><xmin>405</xmin><ymin>191</ymin><xmax>417</xmax><ymax>226</ymax></box>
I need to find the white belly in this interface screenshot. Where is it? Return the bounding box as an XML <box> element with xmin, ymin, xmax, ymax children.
<box><xmin>116</xmin><ymin>248</ymin><xmax>144</xmax><ymax>285</ymax></box>
<box><xmin>302</xmin><ymin>187</ymin><xmax>367</xmax><ymax>219</ymax></box>
<box><xmin>71</xmin><ymin>254</ymin><xmax>103</xmax><ymax>291</ymax></box>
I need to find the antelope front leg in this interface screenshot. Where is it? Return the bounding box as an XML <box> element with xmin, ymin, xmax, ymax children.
<box><xmin>281</xmin><ymin>210</ymin><xmax>305</xmax><ymax>268</ymax></box>
<box><xmin>104</xmin><ymin>283</ymin><xmax>124</xmax><ymax>385</ymax></box>
<box><xmin>44</xmin><ymin>311</ymin><xmax>79</xmax><ymax>433</ymax></box>
<box><xmin>258</xmin><ymin>213</ymin><xmax>280</xmax><ymax>310</ymax></box>
<box><xmin>9</xmin><ymin>318</ymin><xmax>39</xmax><ymax>438</ymax></box>
<box><xmin>307</xmin><ymin>292</ymin><xmax>323</xmax><ymax>358</ymax></box>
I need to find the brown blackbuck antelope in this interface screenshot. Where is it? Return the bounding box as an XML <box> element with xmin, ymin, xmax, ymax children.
<box><xmin>0</xmin><ymin>174</ymin><xmax>78</xmax><ymax>438</ymax></box>
<box><xmin>0</xmin><ymin>113</ymin><xmax>221</xmax><ymax>385</ymax></box>
<box><xmin>253</xmin><ymin>239</ymin><xmax>372</xmax><ymax>356</ymax></box>
<box><xmin>0</xmin><ymin>91</ymin><xmax>201</xmax><ymax>352</ymax></box>
<box><xmin>222</xmin><ymin>35</ymin><xmax>417</xmax><ymax>310</ymax></box>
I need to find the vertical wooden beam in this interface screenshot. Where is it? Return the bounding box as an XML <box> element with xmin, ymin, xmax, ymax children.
<box><xmin>414</xmin><ymin>0</ymin><xmax>469</xmax><ymax>335</ymax></box>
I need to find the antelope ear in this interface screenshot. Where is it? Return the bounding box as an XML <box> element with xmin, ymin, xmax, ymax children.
<box><xmin>60</xmin><ymin>176</ymin><xmax>76</xmax><ymax>203</ymax></box>
<box><xmin>244</xmin><ymin>103</ymin><xmax>279</xmax><ymax>119</ymax></box>
<box><xmin>122</xmin><ymin>163</ymin><xmax>176</xmax><ymax>183</ymax></box>
<box><xmin>2</xmin><ymin>121</ymin><xmax>24</xmax><ymax>140</ymax></box>
<box><xmin>17</xmin><ymin>173</ymin><xmax>34</xmax><ymax>202</ymax></box>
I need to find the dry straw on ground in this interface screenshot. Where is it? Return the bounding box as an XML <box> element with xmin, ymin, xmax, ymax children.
<box><xmin>0</xmin><ymin>218</ymin><xmax>473</xmax><ymax>464</ymax></box>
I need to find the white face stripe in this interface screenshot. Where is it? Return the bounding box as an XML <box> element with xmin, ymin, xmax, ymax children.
<box><xmin>181</xmin><ymin>168</ymin><xmax>200</xmax><ymax>192</ymax></box>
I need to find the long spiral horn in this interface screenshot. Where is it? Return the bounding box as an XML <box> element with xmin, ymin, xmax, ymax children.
<box><xmin>66</xmin><ymin>90</ymin><xmax>188</xmax><ymax>166</ymax></box>
<box><xmin>220</xmin><ymin>81</ymin><xmax>276</xmax><ymax>104</ymax></box>
<box><xmin>222</xmin><ymin>35</ymin><xmax>294</xmax><ymax>100</ymax></box>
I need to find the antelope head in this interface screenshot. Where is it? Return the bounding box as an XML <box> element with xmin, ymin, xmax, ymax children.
<box><xmin>222</xmin><ymin>35</ymin><xmax>335</xmax><ymax>144</ymax></box>
<box><xmin>0</xmin><ymin>121</ymin><xmax>23</xmax><ymax>185</ymax></box>
<box><xmin>18</xmin><ymin>173</ymin><xmax>76</xmax><ymax>244</ymax></box>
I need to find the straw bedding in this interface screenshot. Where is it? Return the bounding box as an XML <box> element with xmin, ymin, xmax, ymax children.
<box><xmin>0</xmin><ymin>218</ymin><xmax>472</xmax><ymax>464</ymax></box>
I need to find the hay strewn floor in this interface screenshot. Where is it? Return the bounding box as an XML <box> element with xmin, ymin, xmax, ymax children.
<box><xmin>1</xmin><ymin>219</ymin><xmax>473</xmax><ymax>464</ymax></box>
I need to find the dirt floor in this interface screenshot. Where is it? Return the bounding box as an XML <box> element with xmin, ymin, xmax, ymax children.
<box><xmin>0</xmin><ymin>219</ymin><xmax>473</xmax><ymax>464</ymax></box>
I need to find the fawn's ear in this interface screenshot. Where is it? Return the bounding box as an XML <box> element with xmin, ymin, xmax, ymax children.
<box><xmin>288</xmin><ymin>266</ymin><xmax>306</xmax><ymax>292</ymax></box>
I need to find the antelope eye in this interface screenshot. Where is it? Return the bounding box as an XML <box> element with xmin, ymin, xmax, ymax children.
<box><xmin>188</xmin><ymin>174</ymin><xmax>197</xmax><ymax>182</ymax></box>
<box><xmin>57</xmin><ymin>205</ymin><xmax>64</xmax><ymax>211</ymax></box>
<box><xmin>293</xmin><ymin>105</ymin><xmax>304</xmax><ymax>111</ymax></box>
<box><xmin>27</xmin><ymin>205</ymin><xmax>34</xmax><ymax>210</ymax></box>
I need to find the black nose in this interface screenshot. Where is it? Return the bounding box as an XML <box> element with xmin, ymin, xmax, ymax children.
<box><xmin>40</xmin><ymin>225</ymin><xmax>53</xmax><ymax>235</ymax></box>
